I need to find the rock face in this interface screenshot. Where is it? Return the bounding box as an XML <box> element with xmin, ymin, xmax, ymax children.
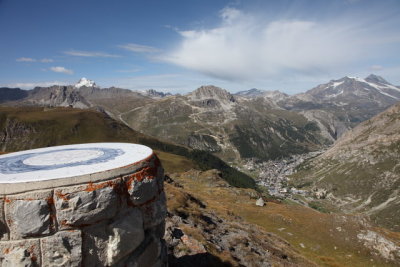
<box><xmin>0</xmin><ymin>143</ymin><xmax>167</xmax><ymax>267</ymax></box>
<box><xmin>122</xmin><ymin>85</ymin><xmax>329</xmax><ymax>163</ymax></box>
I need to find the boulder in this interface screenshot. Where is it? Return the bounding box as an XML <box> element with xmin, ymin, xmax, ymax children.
<box><xmin>255</xmin><ymin>197</ymin><xmax>265</xmax><ymax>207</ymax></box>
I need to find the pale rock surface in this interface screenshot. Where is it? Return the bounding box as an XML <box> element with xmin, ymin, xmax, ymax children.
<box><xmin>256</xmin><ymin>197</ymin><xmax>265</xmax><ymax>206</ymax></box>
<box><xmin>55</xmin><ymin>180</ymin><xmax>120</xmax><ymax>227</ymax></box>
<box><xmin>41</xmin><ymin>230</ymin><xmax>82</xmax><ymax>267</ymax></box>
<box><xmin>107</xmin><ymin>208</ymin><xmax>145</xmax><ymax>265</ymax></box>
<box><xmin>82</xmin><ymin>222</ymin><xmax>109</xmax><ymax>266</ymax></box>
<box><xmin>357</xmin><ymin>230</ymin><xmax>400</xmax><ymax>261</ymax></box>
<box><xmin>0</xmin><ymin>239</ymin><xmax>40</xmax><ymax>266</ymax></box>
<box><xmin>5</xmin><ymin>190</ymin><xmax>53</xmax><ymax>239</ymax></box>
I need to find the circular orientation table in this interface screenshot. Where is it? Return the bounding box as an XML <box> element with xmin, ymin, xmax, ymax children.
<box><xmin>0</xmin><ymin>143</ymin><xmax>167</xmax><ymax>267</ymax></box>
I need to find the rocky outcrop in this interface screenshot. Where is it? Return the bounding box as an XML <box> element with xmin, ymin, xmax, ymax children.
<box><xmin>357</xmin><ymin>230</ymin><xmax>400</xmax><ymax>261</ymax></box>
<box><xmin>27</xmin><ymin>85</ymin><xmax>91</xmax><ymax>108</ymax></box>
<box><xmin>143</xmin><ymin>89</ymin><xmax>172</xmax><ymax>99</ymax></box>
<box><xmin>0</xmin><ymin>154</ymin><xmax>167</xmax><ymax>267</ymax></box>
<box><xmin>189</xmin><ymin>85</ymin><xmax>235</xmax><ymax>104</ymax></box>
<box><xmin>0</xmin><ymin>118</ymin><xmax>37</xmax><ymax>152</ymax></box>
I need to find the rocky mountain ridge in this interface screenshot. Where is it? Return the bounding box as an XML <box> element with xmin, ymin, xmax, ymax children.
<box><xmin>121</xmin><ymin>84</ymin><xmax>328</xmax><ymax>163</ymax></box>
<box><xmin>1</xmin><ymin>74</ymin><xmax>398</xmax><ymax>163</ymax></box>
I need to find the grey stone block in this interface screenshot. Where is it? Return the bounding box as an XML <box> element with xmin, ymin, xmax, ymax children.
<box><xmin>41</xmin><ymin>230</ymin><xmax>82</xmax><ymax>267</ymax></box>
<box><xmin>82</xmin><ymin>222</ymin><xmax>109</xmax><ymax>267</ymax></box>
<box><xmin>0</xmin><ymin>239</ymin><xmax>40</xmax><ymax>267</ymax></box>
<box><xmin>140</xmin><ymin>191</ymin><xmax>167</xmax><ymax>229</ymax></box>
<box><xmin>107</xmin><ymin>208</ymin><xmax>145</xmax><ymax>265</ymax></box>
<box><xmin>82</xmin><ymin>208</ymin><xmax>146</xmax><ymax>267</ymax></box>
<box><xmin>55</xmin><ymin>179</ymin><xmax>121</xmax><ymax>228</ymax></box>
<box><xmin>127</xmin><ymin>176</ymin><xmax>159</xmax><ymax>206</ymax></box>
<box><xmin>5</xmin><ymin>190</ymin><xmax>53</xmax><ymax>239</ymax></box>
<box><xmin>123</xmin><ymin>155</ymin><xmax>165</xmax><ymax>206</ymax></box>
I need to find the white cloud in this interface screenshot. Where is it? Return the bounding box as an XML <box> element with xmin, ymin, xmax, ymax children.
<box><xmin>16</xmin><ymin>57</ymin><xmax>54</xmax><ymax>63</ymax></box>
<box><xmin>118</xmin><ymin>43</ymin><xmax>160</xmax><ymax>53</ymax></box>
<box><xmin>64</xmin><ymin>50</ymin><xmax>120</xmax><ymax>58</ymax></box>
<box><xmin>41</xmin><ymin>58</ymin><xmax>54</xmax><ymax>63</ymax></box>
<box><xmin>50</xmin><ymin>66</ymin><xmax>74</xmax><ymax>75</ymax></box>
<box><xmin>4</xmin><ymin>81</ymin><xmax>69</xmax><ymax>89</ymax></box>
<box><xmin>16</xmin><ymin>57</ymin><xmax>36</xmax><ymax>62</ymax></box>
<box><xmin>162</xmin><ymin>7</ymin><xmax>400</xmax><ymax>82</ymax></box>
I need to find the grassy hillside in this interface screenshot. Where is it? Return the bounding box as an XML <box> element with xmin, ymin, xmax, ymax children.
<box><xmin>167</xmin><ymin>169</ymin><xmax>400</xmax><ymax>266</ymax></box>
<box><xmin>121</xmin><ymin>93</ymin><xmax>329</xmax><ymax>163</ymax></box>
<box><xmin>290</xmin><ymin>102</ymin><xmax>400</xmax><ymax>231</ymax></box>
<box><xmin>0</xmin><ymin>106</ymin><xmax>255</xmax><ymax>188</ymax></box>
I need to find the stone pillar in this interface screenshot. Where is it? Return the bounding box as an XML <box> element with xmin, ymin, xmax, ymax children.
<box><xmin>0</xmin><ymin>143</ymin><xmax>167</xmax><ymax>267</ymax></box>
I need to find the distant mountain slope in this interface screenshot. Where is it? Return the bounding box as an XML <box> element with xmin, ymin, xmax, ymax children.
<box><xmin>1</xmin><ymin>82</ymin><xmax>154</xmax><ymax>117</ymax></box>
<box><xmin>234</xmin><ymin>88</ymin><xmax>265</xmax><ymax>98</ymax></box>
<box><xmin>282</xmin><ymin>74</ymin><xmax>400</xmax><ymax>141</ymax></box>
<box><xmin>291</xmin><ymin>101</ymin><xmax>400</xmax><ymax>231</ymax></box>
<box><xmin>2</xmin><ymin>74</ymin><xmax>397</xmax><ymax>162</ymax></box>
<box><xmin>0</xmin><ymin>87</ymin><xmax>28</xmax><ymax>103</ymax></box>
<box><xmin>122</xmin><ymin>85</ymin><xmax>329</xmax><ymax>163</ymax></box>
<box><xmin>0</xmin><ymin>106</ymin><xmax>255</xmax><ymax>188</ymax></box>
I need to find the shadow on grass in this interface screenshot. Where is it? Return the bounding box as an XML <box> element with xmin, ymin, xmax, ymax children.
<box><xmin>169</xmin><ymin>253</ymin><xmax>233</xmax><ymax>267</ymax></box>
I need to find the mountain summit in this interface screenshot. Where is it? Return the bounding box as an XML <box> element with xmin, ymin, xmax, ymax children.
<box><xmin>75</xmin><ymin>77</ymin><xmax>96</xmax><ymax>88</ymax></box>
<box><xmin>365</xmin><ymin>74</ymin><xmax>390</xmax><ymax>85</ymax></box>
<box><xmin>305</xmin><ymin>74</ymin><xmax>400</xmax><ymax>102</ymax></box>
<box><xmin>189</xmin><ymin>85</ymin><xmax>235</xmax><ymax>103</ymax></box>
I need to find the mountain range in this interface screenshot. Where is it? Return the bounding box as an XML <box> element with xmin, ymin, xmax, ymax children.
<box><xmin>1</xmin><ymin>75</ymin><xmax>400</xmax><ymax>265</ymax></box>
<box><xmin>1</xmin><ymin>74</ymin><xmax>398</xmax><ymax>164</ymax></box>
<box><xmin>2</xmin><ymin>74</ymin><xmax>397</xmax><ymax>163</ymax></box>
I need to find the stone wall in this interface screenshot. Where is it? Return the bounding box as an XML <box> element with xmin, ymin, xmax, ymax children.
<box><xmin>0</xmin><ymin>153</ymin><xmax>167</xmax><ymax>267</ymax></box>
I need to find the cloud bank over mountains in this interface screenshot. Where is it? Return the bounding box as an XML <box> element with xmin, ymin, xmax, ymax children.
<box><xmin>163</xmin><ymin>7</ymin><xmax>400</xmax><ymax>82</ymax></box>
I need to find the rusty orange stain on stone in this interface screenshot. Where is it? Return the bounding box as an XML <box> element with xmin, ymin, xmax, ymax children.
<box><xmin>4</xmin><ymin>197</ymin><xmax>11</xmax><ymax>203</ymax></box>
<box><xmin>46</xmin><ymin>196</ymin><xmax>54</xmax><ymax>205</ymax></box>
<box><xmin>55</xmin><ymin>191</ymin><xmax>69</xmax><ymax>201</ymax></box>
<box><xmin>4</xmin><ymin>248</ymin><xmax>10</xmax><ymax>254</ymax></box>
<box><xmin>125</xmin><ymin>166</ymin><xmax>157</xmax><ymax>190</ymax></box>
<box><xmin>28</xmin><ymin>245</ymin><xmax>37</xmax><ymax>262</ymax></box>
<box><xmin>84</xmin><ymin>180</ymin><xmax>118</xmax><ymax>192</ymax></box>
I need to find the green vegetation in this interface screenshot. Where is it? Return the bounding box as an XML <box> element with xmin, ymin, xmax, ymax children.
<box><xmin>0</xmin><ymin>106</ymin><xmax>256</xmax><ymax>189</ymax></box>
<box><xmin>308</xmin><ymin>201</ymin><xmax>329</xmax><ymax>213</ymax></box>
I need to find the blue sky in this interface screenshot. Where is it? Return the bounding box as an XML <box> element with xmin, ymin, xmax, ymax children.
<box><xmin>0</xmin><ymin>0</ymin><xmax>399</xmax><ymax>94</ymax></box>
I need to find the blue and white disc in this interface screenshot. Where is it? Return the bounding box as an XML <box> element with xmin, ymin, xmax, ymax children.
<box><xmin>0</xmin><ymin>143</ymin><xmax>153</xmax><ymax>183</ymax></box>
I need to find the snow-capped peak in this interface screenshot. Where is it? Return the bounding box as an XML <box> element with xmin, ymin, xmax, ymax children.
<box><xmin>75</xmin><ymin>77</ymin><xmax>96</xmax><ymax>88</ymax></box>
